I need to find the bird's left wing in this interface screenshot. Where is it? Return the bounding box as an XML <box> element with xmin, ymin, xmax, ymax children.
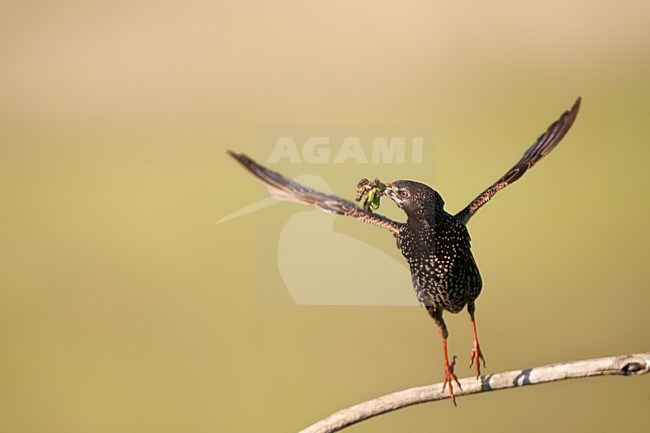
<box><xmin>455</xmin><ymin>97</ymin><xmax>581</xmax><ymax>225</ymax></box>
<box><xmin>228</xmin><ymin>151</ymin><xmax>404</xmax><ymax>234</ymax></box>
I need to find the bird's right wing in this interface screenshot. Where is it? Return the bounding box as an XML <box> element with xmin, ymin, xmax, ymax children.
<box><xmin>455</xmin><ymin>97</ymin><xmax>581</xmax><ymax>225</ymax></box>
<box><xmin>228</xmin><ymin>151</ymin><xmax>404</xmax><ymax>234</ymax></box>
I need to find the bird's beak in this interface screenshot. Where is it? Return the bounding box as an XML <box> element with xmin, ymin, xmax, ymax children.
<box><xmin>384</xmin><ymin>182</ymin><xmax>398</xmax><ymax>202</ymax></box>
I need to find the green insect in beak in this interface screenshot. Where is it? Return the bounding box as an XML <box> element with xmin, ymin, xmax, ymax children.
<box><xmin>356</xmin><ymin>178</ymin><xmax>387</xmax><ymax>213</ymax></box>
<box><xmin>369</xmin><ymin>182</ymin><xmax>386</xmax><ymax>210</ymax></box>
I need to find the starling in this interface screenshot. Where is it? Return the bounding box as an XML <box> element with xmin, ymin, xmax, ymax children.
<box><xmin>228</xmin><ymin>98</ymin><xmax>581</xmax><ymax>403</ymax></box>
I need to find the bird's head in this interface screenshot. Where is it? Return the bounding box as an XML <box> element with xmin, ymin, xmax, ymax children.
<box><xmin>385</xmin><ymin>180</ymin><xmax>445</xmax><ymax>219</ymax></box>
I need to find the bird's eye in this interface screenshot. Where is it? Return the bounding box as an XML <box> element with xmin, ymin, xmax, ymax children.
<box><xmin>398</xmin><ymin>189</ymin><xmax>409</xmax><ymax>199</ymax></box>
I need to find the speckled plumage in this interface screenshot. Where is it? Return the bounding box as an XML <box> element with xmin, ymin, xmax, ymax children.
<box><xmin>228</xmin><ymin>98</ymin><xmax>581</xmax><ymax>404</ymax></box>
<box><xmin>391</xmin><ymin>182</ymin><xmax>482</xmax><ymax>313</ymax></box>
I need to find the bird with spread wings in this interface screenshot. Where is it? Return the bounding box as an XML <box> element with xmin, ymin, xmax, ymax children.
<box><xmin>228</xmin><ymin>98</ymin><xmax>580</xmax><ymax>403</ymax></box>
<box><xmin>229</xmin><ymin>98</ymin><xmax>580</xmax><ymax>232</ymax></box>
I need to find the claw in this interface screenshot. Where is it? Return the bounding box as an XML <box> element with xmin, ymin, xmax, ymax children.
<box><xmin>469</xmin><ymin>340</ymin><xmax>486</xmax><ymax>379</ymax></box>
<box><xmin>442</xmin><ymin>355</ymin><xmax>462</xmax><ymax>405</ymax></box>
<box><xmin>468</xmin><ymin>308</ymin><xmax>486</xmax><ymax>380</ymax></box>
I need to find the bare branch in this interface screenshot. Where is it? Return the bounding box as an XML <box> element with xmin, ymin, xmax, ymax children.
<box><xmin>298</xmin><ymin>352</ymin><xmax>650</xmax><ymax>433</ymax></box>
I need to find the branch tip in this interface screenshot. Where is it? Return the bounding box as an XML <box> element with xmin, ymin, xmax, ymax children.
<box><xmin>298</xmin><ymin>353</ymin><xmax>650</xmax><ymax>433</ymax></box>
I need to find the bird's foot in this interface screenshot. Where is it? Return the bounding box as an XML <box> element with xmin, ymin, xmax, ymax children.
<box><xmin>442</xmin><ymin>355</ymin><xmax>462</xmax><ymax>405</ymax></box>
<box><xmin>469</xmin><ymin>340</ymin><xmax>486</xmax><ymax>379</ymax></box>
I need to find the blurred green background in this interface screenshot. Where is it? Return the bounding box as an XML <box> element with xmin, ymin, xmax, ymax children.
<box><xmin>1</xmin><ymin>1</ymin><xmax>649</xmax><ymax>432</ymax></box>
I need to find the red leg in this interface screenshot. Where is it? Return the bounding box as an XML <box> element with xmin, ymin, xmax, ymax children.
<box><xmin>468</xmin><ymin>302</ymin><xmax>486</xmax><ymax>379</ymax></box>
<box><xmin>427</xmin><ymin>306</ymin><xmax>462</xmax><ymax>405</ymax></box>
<box><xmin>441</xmin><ymin>335</ymin><xmax>462</xmax><ymax>405</ymax></box>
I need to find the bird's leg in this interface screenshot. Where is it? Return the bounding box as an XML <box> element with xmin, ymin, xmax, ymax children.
<box><xmin>441</xmin><ymin>336</ymin><xmax>460</xmax><ymax>402</ymax></box>
<box><xmin>468</xmin><ymin>302</ymin><xmax>486</xmax><ymax>379</ymax></box>
<box><xmin>426</xmin><ymin>306</ymin><xmax>461</xmax><ymax>405</ymax></box>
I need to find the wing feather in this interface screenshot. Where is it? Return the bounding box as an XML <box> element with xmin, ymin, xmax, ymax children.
<box><xmin>455</xmin><ymin>97</ymin><xmax>581</xmax><ymax>224</ymax></box>
<box><xmin>228</xmin><ymin>151</ymin><xmax>404</xmax><ymax>234</ymax></box>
